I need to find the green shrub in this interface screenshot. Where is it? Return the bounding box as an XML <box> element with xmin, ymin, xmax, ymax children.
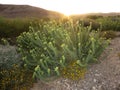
<box><xmin>17</xmin><ymin>20</ymin><xmax>108</xmax><ymax>81</ymax></box>
<box><xmin>0</xmin><ymin>38</ymin><xmax>9</xmax><ymax>45</ymax></box>
<box><xmin>0</xmin><ymin>45</ymin><xmax>33</xmax><ymax>90</ymax></box>
<box><xmin>100</xmin><ymin>30</ymin><xmax>117</xmax><ymax>39</ymax></box>
<box><xmin>96</xmin><ymin>17</ymin><xmax>120</xmax><ymax>31</ymax></box>
<box><xmin>78</xmin><ymin>19</ymin><xmax>101</xmax><ymax>30</ymax></box>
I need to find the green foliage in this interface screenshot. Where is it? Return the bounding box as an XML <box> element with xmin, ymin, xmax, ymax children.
<box><xmin>0</xmin><ymin>38</ymin><xmax>9</xmax><ymax>45</ymax></box>
<box><xmin>87</xmin><ymin>15</ymin><xmax>103</xmax><ymax>20</ymax></box>
<box><xmin>96</xmin><ymin>16</ymin><xmax>120</xmax><ymax>31</ymax></box>
<box><xmin>76</xmin><ymin>15</ymin><xmax>120</xmax><ymax>31</ymax></box>
<box><xmin>0</xmin><ymin>45</ymin><xmax>33</xmax><ymax>90</ymax></box>
<box><xmin>0</xmin><ymin>17</ymin><xmax>30</xmax><ymax>38</ymax></box>
<box><xmin>77</xmin><ymin>19</ymin><xmax>101</xmax><ymax>30</ymax></box>
<box><xmin>100</xmin><ymin>31</ymin><xmax>117</xmax><ymax>39</ymax></box>
<box><xmin>17</xmin><ymin>20</ymin><xmax>107</xmax><ymax>81</ymax></box>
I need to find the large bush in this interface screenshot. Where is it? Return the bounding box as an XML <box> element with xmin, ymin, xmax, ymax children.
<box><xmin>17</xmin><ymin>20</ymin><xmax>108</xmax><ymax>81</ymax></box>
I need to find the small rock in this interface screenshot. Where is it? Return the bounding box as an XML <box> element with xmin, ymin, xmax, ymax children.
<box><xmin>93</xmin><ymin>79</ymin><xmax>97</xmax><ymax>83</ymax></box>
<box><xmin>95</xmin><ymin>70</ymin><xmax>98</xmax><ymax>72</ymax></box>
<box><xmin>95</xmin><ymin>74</ymin><xmax>100</xmax><ymax>77</ymax></box>
<box><xmin>92</xmin><ymin>86</ymin><xmax>96</xmax><ymax>90</ymax></box>
<box><xmin>98</xmin><ymin>85</ymin><xmax>102</xmax><ymax>89</ymax></box>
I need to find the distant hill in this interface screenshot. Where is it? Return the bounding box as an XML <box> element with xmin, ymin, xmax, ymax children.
<box><xmin>88</xmin><ymin>12</ymin><xmax>120</xmax><ymax>16</ymax></box>
<box><xmin>0</xmin><ymin>4</ymin><xmax>64</xmax><ymax>18</ymax></box>
<box><xmin>70</xmin><ymin>12</ymin><xmax>120</xmax><ymax>19</ymax></box>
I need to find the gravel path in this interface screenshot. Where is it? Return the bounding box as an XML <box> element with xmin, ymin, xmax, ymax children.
<box><xmin>31</xmin><ymin>34</ymin><xmax>120</xmax><ymax>90</ymax></box>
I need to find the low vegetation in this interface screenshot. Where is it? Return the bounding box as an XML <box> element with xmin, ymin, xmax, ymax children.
<box><xmin>96</xmin><ymin>16</ymin><xmax>120</xmax><ymax>31</ymax></box>
<box><xmin>100</xmin><ymin>30</ymin><xmax>117</xmax><ymax>39</ymax></box>
<box><xmin>87</xmin><ymin>15</ymin><xmax>120</xmax><ymax>31</ymax></box>
<box><xmin>0</xmin><ymin>15</ymin><xmax>120</xmax><ymax>40</ymax></box>
<box><xmin>0</xmin><ymin>44</ymin><xmax>33</xmax><ymax>90</ymax></box>
<box><xmin>0</xmin><ymin>17</ymin><xmax>30</xmax><ymax>38</ymax></box>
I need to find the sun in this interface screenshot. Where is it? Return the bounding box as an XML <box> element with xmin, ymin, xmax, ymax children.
<box><xmin>37</xmin><ymin>0</ymin><xmax>92</xmax><ymax>16</ymax></box>
<box><xmin>35</xmin><ymin>0</ymin><xmax>120</xmax><ymax>16</ymax></box>
<box><xmin>63</xmin><ymin>12</ymin><xmax>72</xmax><ymax>16</ymax></box>
<box><xmin>60</xmin><ymin>9</ymin><xmax>88</xmax><ymax>16</ymax></box>
<box><xmin>61</xmin><ymin>10</ymin><xmax>77</xmax><ymax>16</ymax></box>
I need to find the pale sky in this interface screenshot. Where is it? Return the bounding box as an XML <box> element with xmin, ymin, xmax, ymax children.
<box><xmin>0</xmin><ymin>0</ymin><xmax>120</xmax><ymax>15</ymax></box>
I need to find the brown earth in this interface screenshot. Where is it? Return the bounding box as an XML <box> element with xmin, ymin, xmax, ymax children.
<box><xmin>0</xmin><ymin>4</ymin><xmax>64</xmax><ymax>18</ymax></box>
<box><xmin>31</xmin><ymin>33</ymin><xmax>120</xmax><ymax>90</ymax></box>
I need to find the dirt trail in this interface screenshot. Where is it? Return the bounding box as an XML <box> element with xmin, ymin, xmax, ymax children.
<box><xmin>31</xmin><ymin>34</ymin><xmax>120</xmax><ymax>90</ymax></box>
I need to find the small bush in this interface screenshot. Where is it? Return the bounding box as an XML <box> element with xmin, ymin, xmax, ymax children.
<box><xmin>0</xmin><ymin>45</ymin><xmax>33</xmax><ymax>90</ymax></box>
<box><xmin>100</xmin><ymin>31</ymin><xmax>117</xmax><ymax>39</ymax></box>
<box><xmin>77</xmin><ymin>19</ymin><xmax>101</xmax><ymax>30</ymax></box>
<box><xmin>0</xmin><ymin>38</ymin><xmax>9</xmax><ymax>45</ymax></box>
<box><xmin>60</xmin><ymin>60</ymin><xmax>87</xmax><ymax>80</ymax></box>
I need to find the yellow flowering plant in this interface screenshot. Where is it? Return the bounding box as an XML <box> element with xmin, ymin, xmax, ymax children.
<box><xmin>17</xmin><ymin>19</ymin><xmax>108</xmax><ymax>81</ymax></box>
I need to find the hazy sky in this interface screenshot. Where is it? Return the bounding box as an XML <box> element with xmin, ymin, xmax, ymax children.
<box><xmin>0</xmin><ymin>0</ymin><xmax>120</xmax><ymax>15</ymax></box>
